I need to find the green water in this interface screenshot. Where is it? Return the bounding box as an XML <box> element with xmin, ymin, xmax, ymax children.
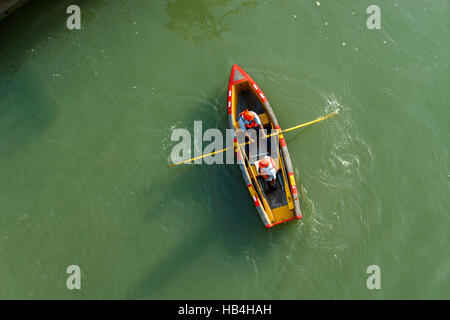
<box><xmin>0</xmin><ymin>0</ymin><xmax>448</xmax><ymax>299</ymax></box>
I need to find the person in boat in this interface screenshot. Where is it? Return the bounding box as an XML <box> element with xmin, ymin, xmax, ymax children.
<box><xmin>258</xmin><ymin>155</ymin><xmax>278</xmax><ymax>191</ymax></box>
<box><xmin>238</xmin><ymin>109</ymin><xmax>267</xmax><ymax>143</ymax></box>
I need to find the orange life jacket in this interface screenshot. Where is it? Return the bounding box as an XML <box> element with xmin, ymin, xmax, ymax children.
<box><xmin>259</xmin><ymin>157</ymin><xmax>277</xmax><ymax>181</ymax></box>
<box><xmin>239</xmin><ymin>111</ymin><xmax>258</xmax><ymax>129</ymax></box>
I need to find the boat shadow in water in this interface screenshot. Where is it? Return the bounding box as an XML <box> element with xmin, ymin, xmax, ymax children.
<box><xmin>127</xmin><ymin>104</ymin><xmax>279</xmax><ymax>299</ymax></box>
<box><xmin>128</xmin><ymin>165</ymin><xmax>264</xmax><ymax>299</ymax></box>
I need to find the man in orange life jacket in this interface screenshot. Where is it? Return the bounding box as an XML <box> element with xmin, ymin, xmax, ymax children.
<box><xmin>238</xmin><ymin>109</ymin><xmax>267</xmax><ymax>143</ymax></box>
<box><xmin>258</xmin><ymin>155</ymin><xmax>278</xmax><ymax>190</ymax></box>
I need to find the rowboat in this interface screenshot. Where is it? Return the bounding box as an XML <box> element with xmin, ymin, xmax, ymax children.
<box><xmin>227</xmin><ymin>64</ymin><xmax>302</xmax><ymax>228</ymax></box>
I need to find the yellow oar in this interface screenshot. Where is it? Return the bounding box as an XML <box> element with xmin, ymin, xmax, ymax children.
<box><xmin>167</xmin><ymin>109</ymin><xmax>339</xmax><ymax>168</ymax></box>
<box><xmin>268</xmin><ymin>109</ymin><xmax>339</xmax><ymax>136</ymax></box>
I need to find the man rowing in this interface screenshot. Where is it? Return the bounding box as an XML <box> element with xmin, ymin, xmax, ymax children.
<box><xmin>238</xmin><ymin>109</ymin><xmax>267</xmax><ymax>142</ymax></box>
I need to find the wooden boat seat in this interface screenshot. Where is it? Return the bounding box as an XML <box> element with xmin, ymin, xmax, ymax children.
<box><xmin>257</xmin><ymin>113</ymin><xmax>270</xmax><ymax>125</ymax></box>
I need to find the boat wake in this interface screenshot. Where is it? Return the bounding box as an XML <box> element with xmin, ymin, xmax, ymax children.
<box><xmin>306</xmin><ymin>94</ymin><xmax>374</xmax><ymax>189</ymax></box>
